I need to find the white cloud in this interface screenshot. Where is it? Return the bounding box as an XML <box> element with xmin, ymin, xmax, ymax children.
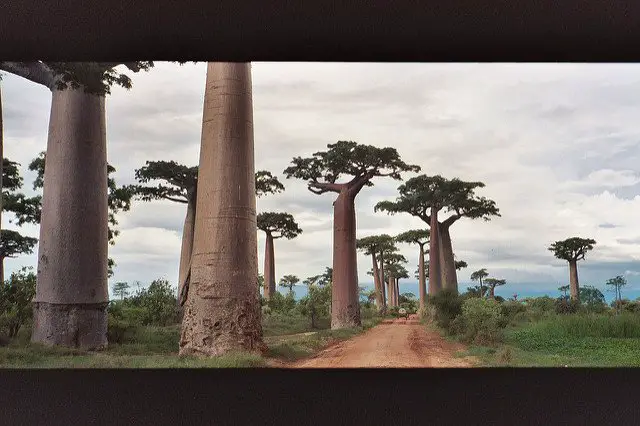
<box><xmin>4</xmin><ymin>62</ymin><xmax>640</xmax><ymax>296</ymax></box>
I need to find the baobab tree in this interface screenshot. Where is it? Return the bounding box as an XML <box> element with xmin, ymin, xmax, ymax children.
<box><xmin>25</xmin><ymin>152</ymin><xmax>132</xmax><ymax>278</ymax></box>
<box><xmin>257</xmin><ymin>212</ymin><xmax>302</xmax><ymax>299</ymax></box>
<box><xmin>606</xmin><ymin>275</ymin><xmax>627</xmax><ymax>312</ymax></box>
<box><xmin>284</xmin><ymin>141</ymin><xmax>420</xmax><ymax>329</ymax></box>
<box><xmin>548</xmin><ymin>237</ymin><xmax>596</xmax><ymax>302</ymax></box>
<box><xmin>129</xmin><ymin>160</ymin><xmax>284</xmax><ymax>298</ymax></box>
<box><xmin>380</xmin><ymin>253</ymin><xmax>408</xmax><ymax>308</ymax></box>
<box><xmin>484</xmin><ymin>277</ymin><xmax>506</xmax><ymax>298</ymax></box>
<box><xmin>304</xmin><ymin>267</ymin><xmax>333</xmax><ymax>287</ymax></box>
<box><xmin>376</xmin><ymin>175</ymin><xmax>499</xmax><ymax>295</ymax></box>
<box><xmin>279</xmin><ymin>274</ymin><xmax>300</xmax><ymax>295</ymax></box>
<box><xmin>356</xmin><ymin>234</ymin><xmax>396</xmax><ymax>312</ymax></box>
<box><xmin>180</xmin><ymin>62</ymin><xmax>265</xmax><ymax>356</ymax></box>
<box><xmin>0</xmin><ymin>230</ymin><xmax>37</xmax><ymax>283</ymax></box>
<box><xmin>396</xmin><ymin>229</ymin><xmax>430</xmax><ymax>310</ymax></box>
<box><xmin>470</xmin><ymin>268</ymin><xmax>489</xmax><ymax>298</ymax></box>
<box><xmin>0</xmin><ymin>61</ymin><xmax>153</xmax><ymax>349</ymax></box>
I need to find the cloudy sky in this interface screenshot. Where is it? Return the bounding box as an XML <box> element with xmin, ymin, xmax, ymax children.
<box><xmin>4</xmin><ymin>62</ymin><xmax>640</xmax><ymax>300</ymax></box>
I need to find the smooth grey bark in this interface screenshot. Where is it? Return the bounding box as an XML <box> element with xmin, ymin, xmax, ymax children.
<box><xmin>331</xmin><ymin>189</ymin><xmax>361</xmax><ymax>328</ymax></box>
<box><xmin>31</xmin><ymin>87</ymin><xmax>109</xmax><ymax>349</ymax></box>
<box><xmin>418</xmin><ymin>243</ymin><xmax>426</xmax><ymax>310</ymax></box>
<box><xmin>177</xmin><ymin>195</ymin><xmax>196</xmax><ymax>300</ymax></box>
<box><xmin>371</xmin><ymin>253</ymin><xmax>384</xmax><ymax>312</ymax></box>
<box><xmin>569</xmin><ymin>259</ymin><xmax>580</xmax><ymax>302</ymax></box>
<box><xmin>379</xmin><ymin>251</ymin><xmax>386</xmax><ymax>307</ymax></box>
<box><xmin>428</xmin><ymin>208</ymin><xmax>442</xmax><ymax>295</ymax></box>
<box><xmin>439</xmin><ymin>224</ymin><xmax>458</xmax><ymax>294</ymax></box>
<box><xmin>179</xmin><ymin>62</ymin><xmax>265</xmax><ymax>356</ymax></box>
<box><xmin>263</xmin><ymin>232</ymin><xmax>276</xmax><ymax>299</ymax></box>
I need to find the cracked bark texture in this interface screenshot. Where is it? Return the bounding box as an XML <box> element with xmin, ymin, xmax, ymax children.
<box><xmin>439</xmin><ymin>225</ymin><xmax>458</xmax><ymax>294</ymax></box>
<box><xmin>331</xmin><ymin>190</ymin><xmax>361</xmax><ymax>329</ymax></box>
<box><xmin>263</xmin><ymin>232</ymin><xmax>276</xmax><ymax>299</ymax></box>
<box><xmin>31</xmin><ymin>88</ymin><xmax>109</xmax><ymax>350</ymax></box>
<box><xmin>177</xmin><ymin>196</ymin><xmax>196</xmax><ymax>298</ymax></box>
<box><xmin>569</xmin><ymin>260</ymin><xmax>580</xmax><ymax>302</ymax></box>
<box><xmin>179</xmin><ymin>62</ymin><xmax>265</xmax><ymax>356</ymax></box>
<box><xmin>428</xmin><ymin>209</ymin><xmax>442</xmax><ymax>296</ymax></box>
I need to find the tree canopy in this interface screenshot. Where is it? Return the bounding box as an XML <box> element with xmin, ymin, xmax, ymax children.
<box><xmin>304</xmin><ymin>267</ymin><xmax>333</xmax><ymax>287</ymax></box>
<box><xmin>130</xmin><ymin>160</ymin><xmax>285</xmax><ymax>203</ymax></box>
<box><xmin>356</xmin><ymin>234</ymin><xmax>397</xmax><ymax>256</ymax></box>
<box><xmin>0</xmin><ymin>230</ymin><xmax>37</xmax><ymax>260</ymax></box>
<box><xmin>395</xmin><ymin>229</ymin><xmax>430</xmax><ymax>246</ymax></box>
<box><xmin>548</xmin><ymin>237</ymin><xmax>597</xmax><ymax>262</ymax></box>
<box><xmin>375</xmin><ymin>174</ymin><xmax>500</xmax><ymax>224</ymax></box>
<box><xmin>257</xmin><ymin>212</ymin><xmax>303</xmax><ymax>239</ymax></box>
<box><xmin>0</xmin><ymin>62</ymin><xmax>154</xmax><ymax>95</ymax></box>
<box><xmin>283</xmin><ymin>141</ymin><xmax>420</xmax><ymax>196</ymax></box>
<box><xmin>279</xmin><ymin>275</ymin><xmax>300</xmax><ymax>293</ymax></box>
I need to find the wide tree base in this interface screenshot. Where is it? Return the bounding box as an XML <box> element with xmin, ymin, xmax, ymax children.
<box><xmin>31</xmin><ymin>302</ymin><xmax>108</xmax><ymax>350</ymax></box>
<box><xmin>331</xmin><ymin>304</ymin><xmax>362</xmax><ymax>330</ymax></box>
<box><xmin>179</xmin><ymin>297</ymin><xmax>267</xmax><ymax>357</ymax></box>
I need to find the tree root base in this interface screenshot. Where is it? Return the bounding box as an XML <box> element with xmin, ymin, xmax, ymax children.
<box><xmin>31</xmin><ymin>301</ymin><xmax>108</xmax><ymax>350</ymax></box>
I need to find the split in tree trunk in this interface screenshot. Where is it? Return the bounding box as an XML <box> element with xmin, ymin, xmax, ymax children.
<box><xmin>418</xmin><ymin>244</ymin><xmax>426</xmax><ymax>310</ymax></box>
<box><xmin>569</xmin><ymin>259</ymin><xmax>580</xmax><ymax>302</ymax></box>
<box><xmin>179</xmin><ymin>62</ymin><xmax>265</xmax><ymax>356</ymax></box>
<box><xmin>428</xmin><ymin>208</ymin><xmax>442</xmax><ymax>296</ymax></box>
<box><xmin>263</xmin><ymin>232</ymin><xmax>276</xmax><ymax>299</ymax></box>
<box><xmin>31</xmin><ymin>87</ymin><xmax>109</xmax><ymax>350</ymax></box>
<box><xmin>331</xmin><ymin>190</ymin><xmax>361</xmax><ymax>329</ymax></box>
<box><xmin>439</xmin><ymin>224</ymin><xmax>458</xmax><ymax>294</ymax></box>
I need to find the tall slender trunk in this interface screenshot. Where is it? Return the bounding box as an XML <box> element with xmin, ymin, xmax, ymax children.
<box><xmin>263</xmin><ymin>232</ymin><xmax>276</xmax><ymax>299</ymax></box>
<box><xmin>479</xmin><ymin>278</ymin><xmax>485</xmax><ymax>298</ymax></box>
<box><xmin>418</xmin><ymin>244</ymin><xmax>426</xmax><ymax>311</ymax></box>
<box><xmin>394</xmin><ymin>277</ymin><xmax>400</xmax><ymax>306</ymax></box>
<box><xmin>0</xmin><ymin>255</ymin><xmax>4</xmax><ymax>285</ymax></box>
<box><xmin>371</xmin><ymin>253</ymin><xmax>384</xmax><ymax>312</ymax></box>
<box><xmin>331</xmin><ymin>190</ymin><xmax>361</xmax><ymax>329</ymax></box>
<box><xmin>177</xmin><ymin>195</ymin><xmax>196</xmax><ymax>300</ymax></box>
<box><xmin>31</xmin><ymin>87</ymin><xmax>109</xmax><ymax>350</ymax></box>
<box><xmin>489</xmin><ymin>286</ymin><xmax>495</xmax><ymax>298</ymax></box>
<box><xmin>439</xmin><ymin>224</ymin><xmax>458</xmax><ymax>293</ymax></box>
<box><xmin>379</xmin><ymin>251</ymin><xmax>387</xmax><ymax>308</ymax></box>
<box><xmin>388</xmin><ymin>276</ymin><xmax>395</xmax><ymax>307</ymax></box>
<box><xmin>568</xmin><ymin>259</ymin><xmax>579</xmax><ymax>302</ymax></box>
<box><xmin>179</xmin><ymin>62</ymin><xmax>265</xmax><ymax>356</ymax></box>
<box><xmin>428</xmin><ymin>208</ymin><xmax>442</xmax><ymax>296</ymax></box>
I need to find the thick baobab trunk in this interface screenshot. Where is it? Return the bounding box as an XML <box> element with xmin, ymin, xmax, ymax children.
<box><xmin>387</xmin><ymin>276</ymin><xmax>394</xmax><ymax>307</ymax></box>
<box><xmin>177</xmin><ymin>196</ymin><xmax>196</xmax><ymax>299</ymax></box>
<box><xmin>428</xmin><ymin>209</ymin><xmax>442</xmax><ymax>296</ymax></box>
<box><xmin>331</xmin><ymin>190</ymin><xmax>361</xmax><ymax>329</ymax></box>
<box><xmin>489</xmin><ymin>286</ymin><xmax>495</xmax><ymax>298</ymax></box>
<box><xmin>395</xmin><ymin>278</ymin><xmax>400</xmax><ymax>306</ymax></box>
<box><xmin>569</xmin><ymin>259</ymin><xmax>579</xmax><ymax>302</ymax></box>
<box><xmin>263</xmin><ymin>232</ymin><xmax>276</xmax><ymax>299</ymax></box>
<box><xmin>418</xmin><ymin>244</ymin><xmax>426</xmax><ymax>310</ymax></box>
<box><xmin>179</xmin><ymin>62</ymin><xmax>265</xmax><ymax>356</ymax></box>
<box><xmin>31</xmin><ymin>88</ymin><xmax>109</xmax><ymax>350</ymax></box>
<box><xmin>371</xmin><ymin>254</ymin><xmax>384</xmax><ymax>312</ymax></box>
<box><xmin>379</xmin><ymin>252</ymin><xmax>386</xmax><ymax>308</ymax></box>
<box><xmin>439</xmin><ymin>225</ymin><xmax>458</xmax><ymax>294</ymax></box>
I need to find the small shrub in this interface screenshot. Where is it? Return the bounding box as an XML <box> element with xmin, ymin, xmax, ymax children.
<box><xmin>267</xmin><ymin>291</ymin><xmax>297</xmax><ymax>314</ymax></box>
<box><xmin>427</xmin><ymin>290</ymin><xmax>463</xmax><ymax>332</ymax></box>
<box><xmin>500</xmin><ymin>301</ymin><xmax>526</xmax><ymax>325</ymax></box>
<box><xmin>524</xmin><ymin>296</ymin><xmax>556</xmax><ymax>313</ymax></box>
<box><xmin>0</xmin><ymin>267</ymin><xmax>37</xmax><ymax>340</ymax></box>
<box><xmin>496</xmin><ymin>347</ymin><xmax>513</xmax><ymax>364</ymax></box>
<box><xmin>458</xmin><ymin>298</ymin><xmax>505</xmax><ymax>345</ymax></box>
<box><xmin>555</xmin><ymin>298</ymin><xmax>581</xmax><ymax>315</ymax></box>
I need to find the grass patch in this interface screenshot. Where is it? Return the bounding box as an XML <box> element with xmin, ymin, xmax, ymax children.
<box><xmin>262</xmin><ymin>313</ymin><xmax>330</xmax><ymax>337</ymax></box>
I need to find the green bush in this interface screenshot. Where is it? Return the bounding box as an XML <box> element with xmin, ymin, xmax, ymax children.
<box><xmin>500</xmin><ymin>301</ymin><xmax>527</xmax><ymax>325</ymax></box>
<box><xmin>555</xmin><ymin>298</ymin><xmax>581</xmax><ymax>315</ymax></box>
<box><xmin>458</xmin><ymin>298</ymin><xmax>505</xmax><ymax>345</ymax></box>
<box><xmin>267</xmin><ymin>291</ymin><xmax>297</xmax><ymax>314</ymax></box>
<box><xmin>0</xmin><ymin>267</ymin><xmax>36</xmax><ymax>339</ymax></box>
<box><xmin>125</xmin><ymin>279</ymin><xmax>179</xmax><ymax>326</ymax></box>
<box><xmin>427</xmin><ymin>290</ymin><xmax>463</xmax><ymax>331</ymax></box>
<box><xmin>523</xmin><ymin>296</ymin><xmax>556</xmax><ymax>313</ymax></box>
<box><xmin>297</xmin><ymin>284</ymin><xmax>331</xmax><ymax>328</ymax></box>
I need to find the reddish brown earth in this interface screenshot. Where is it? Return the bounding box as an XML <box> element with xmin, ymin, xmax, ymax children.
<box><xmin>281</xmin><ymin>315</ymin><xmax>477</xmax><ymax>368</ymax></box>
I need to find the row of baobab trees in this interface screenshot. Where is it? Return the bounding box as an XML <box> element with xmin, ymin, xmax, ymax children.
<box><xmin>0</xmin><ymin>61</ymin><xmax>505</xmax><ymax>356</ymax></box>
<box><xmin>0</xmin><ymin>61</ymin><xmax>592</xmax><ymax>357</ymax></box>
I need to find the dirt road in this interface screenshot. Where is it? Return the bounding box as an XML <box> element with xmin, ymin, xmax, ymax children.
<box><xmin>288</xmin><ymin>316</ymin><xmax>477</xmax><ymax>368</ymax></box>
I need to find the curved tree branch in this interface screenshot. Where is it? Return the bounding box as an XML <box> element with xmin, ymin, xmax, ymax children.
<box><xmin>0</xmin><ymin>62</ymin><xmax>55</xmax><ymax>89</ymax></box>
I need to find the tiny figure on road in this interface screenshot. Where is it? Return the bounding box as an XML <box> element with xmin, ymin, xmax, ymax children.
<box><xmin>398</xmin><ymin>308</ymin><xmax>408</xmax><ymax>320</ymax></box>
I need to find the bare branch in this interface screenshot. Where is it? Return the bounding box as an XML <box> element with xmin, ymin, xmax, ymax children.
<box><xmin>308</xmin><ymin>181</ymin><xmax>343</xmax><ymax>194</ymax></box>
<box><xmin>163</xmin><ymin>195</ymin><xmax>189</xmax><ymax>204</ymax></box>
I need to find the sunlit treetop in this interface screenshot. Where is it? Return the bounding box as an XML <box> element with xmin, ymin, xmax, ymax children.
<box><xmin>257</xmin><ymin>212</ymin><xmax>302</xmax><ymax>239</ymax></box>
<box><xmin>395</xmin><ymin>229</ymin><xmax>430</xmax><ymax>246</ymax></box>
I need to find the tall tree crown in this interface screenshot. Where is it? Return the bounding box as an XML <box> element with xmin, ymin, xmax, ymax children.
<box><xmin>0</xmin><ymin>229</ymin><xmax>38</xmax><ymax>259</ymax></box>
<box><xmin>548</xmin><ymin>237</ymin><xmax>596</xmax><ymax>262</ymax></box>
<box><xmin>356</xmin><ymin>234</ymin><xmax>397</xmax><ymax>256</ymax></box>
<box><xmin>257</xmin><ymin>212</ymin><xmax>302</xmax><ymax>239</ymax></box>
<box><xmin>283</xmin><ymin>141</ymin><xmax>420</xmax><ymax>196</ymax></box>
<box><xmin>395</xmin><ymin>229</ymin><xmax>430</xmax><ymax>246</ymax></box>
<box><xmin>375</xmin><ymin>174</ymin><xmax>500</xmax><ymax>225</ymax></box>
<box><xmin>0</xmin><ymin>62</ymin><xmax>154</xmax><ymax>95</ymax></box>
<box><xmin>470</xmin><ymin>268</ymin><xmax>488</xmax><ymax>282</ymax></box>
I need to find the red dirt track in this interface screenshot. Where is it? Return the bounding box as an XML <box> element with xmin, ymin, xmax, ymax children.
<box><xmin>286</xmin><ymin>315</ymin><xmax>477</xmax><ymax>368</ymax></box>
